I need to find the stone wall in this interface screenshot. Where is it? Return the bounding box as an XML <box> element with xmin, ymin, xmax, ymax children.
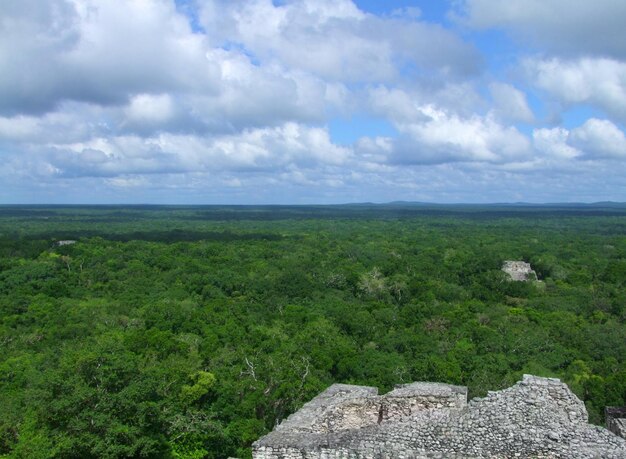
<box><xmin>606</xmin><ymin>407</ymin><xmax>626</xmax><ymax>439</ymax></box>
<box><xmin>253</xmin><ymin>375</ymin><xmax>626</xmax><ymax>458</ymax></box>
<box><xmin>269</xmin><ymin>382</ymin><xmax>466</xmax><ymax>435</ymax></box>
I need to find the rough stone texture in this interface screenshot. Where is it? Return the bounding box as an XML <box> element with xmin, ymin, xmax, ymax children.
<box><xmin>270</xmin><ymin>382</ymin><xmax>466</xmax><ymax>435</ymax></box>
<box><xmin>253</xmin><ymin>375</ymin><xmax>626</xmax><ymax>458</ymax></box>
<box><xmin>502</xmin><ymin>261</ymin><xmax>538</xmax><ymax>281</ymax></box>
<box><xmin>606</xmin><ymin>407</ymin><xmax>626</xmax><ymax>439</ymax></box>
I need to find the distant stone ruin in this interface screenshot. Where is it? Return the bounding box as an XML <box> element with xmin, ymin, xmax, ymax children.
<box><xmin>502</xmin><ymin>260</ymin><xmax>538</xmax><ymax>281</ymax></box>
<box><xmin>253</xmin><ymin>375</ymin><xmax>626</xmax><ymax>458</ymax></box>
<box><xmin>56</xmin><ymin>240</ymin><xmax>77</xmax><ymax>246</ymax></box>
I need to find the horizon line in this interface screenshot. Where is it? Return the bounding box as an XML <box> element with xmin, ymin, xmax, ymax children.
<box><xmin>1</xmin><ymin>201</ymin><xmax>625</xmax><ymax>207</ymax></box>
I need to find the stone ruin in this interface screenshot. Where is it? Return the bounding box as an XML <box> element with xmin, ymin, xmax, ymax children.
<box><xmin>501</xmin><ymin>260</ymin><xmax>538</xmax><ymax>281</ymax></box>
<box><xmin>253</xmin><ymin>375</ymin><xmax>626</xmax><ymax>458</ymax></box>
<box><xmin>55</xmin><ymin>240</ymin><xmax>77</xmax><ymax>246</ymax></box>
<box><xmin>606</xmin><ymin>406</ymin><xmax>626</xmax><ymax>440</ymax></box>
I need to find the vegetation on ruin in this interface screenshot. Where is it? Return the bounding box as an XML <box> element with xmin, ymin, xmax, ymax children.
<box><xmin>0</xmin><ymin>204</ymin><xmax>625</xmax><ymax>458</ymax></box>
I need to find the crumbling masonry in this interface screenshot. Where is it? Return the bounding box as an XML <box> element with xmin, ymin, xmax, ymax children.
<box><xmin>253</xmin><ymin>375</ymin><xmax>626</xmax><ymax>458</ymax></box>
<box><xmin>606</xmin><ymin>406</ymin><xmax>626</xmax><ymax>440</ymax></box>
<box><xmin>501</xmin><ymin>261</ymin><xmax>538</xmax><ymax>281</ymax></box>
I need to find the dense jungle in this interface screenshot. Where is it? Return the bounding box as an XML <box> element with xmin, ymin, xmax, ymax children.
<box><xmin>1</xmin><ymin>204</ymin><xmax>625</xmax><ymax>458</ymax></box>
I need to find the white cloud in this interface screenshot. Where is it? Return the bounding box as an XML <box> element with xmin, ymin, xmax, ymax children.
<box><xmin>0</xmin><ymin>115</ymin><xmax>41</xmax><ymax>140</ymax></box>
<box><xmin>105</xmin><ymin>176</ymin><xmax>149</xmax><ymax>188</ymax></box>
<box><xmin>570</xmin><ymin>119</ymin><xmax>626</xmax><ymax>159</ymax></box>
<box><xmin>455</xmin><ymin>0</ymin><xmax>626</xmax><ymax>58</ymax></box>
<box><xmin>367</xmin><ymin>87</ymin><xmax>428</xmax><ymax>124</ymax></box>
<box><xmin>398</xmin><ymin>106</ymin><xmax>532</xmax><ymax>164</ymax></box>
<box><xmin>0</xmin><ymin>0</ymin><xmax>625</xmax><ymax>204</ymax></box>
<box><xmin>0</xmin><ymin>0</ymin><xmax>335</xmax><ymax>131</ymax></box>
<box><xmin>0</xmin><ymin>0</ymin><xmax>214</xmax><ymax>114</ymax></box>
<box><xmin>533</xmin><ymin>128</ymin><xmax>580</xmax><ymax>159</ymax></box>
<box><xmin>193</xmin><ymin>49</ymin><xmax>333</xmax><ymax>130</ymax></box>
<box><xmin>367</xmin><ymin>83</ymin><xmax>484</xmax><ymax>123</ymax></box>
<box><xmin>124</xmin><ymin>93</ymin><xmax>174</xmax><ymax>128</ymax></box>
<box><xmin>37</xmin><ymin>123</ymin><xmax>351</xmax><ymax>178</ymax></box>
<box><xmin>532</xmin><ymin>119</ymin><xmax>626</xmax><ymax>161</ymax></box>
<box><xmin>200</xmin><ymin>0</ymin><xmax>482</xmax><ymax>82</ymax></box>
<box><xmin>0</xmin><ymin>104</ymin><xmax>111</xmax><ymax>145</ymax></box>
<box><xmin>356</xmin><ymin>104</ymin><xmax>532</xmax><ymax>165</ymax></box>
<box><xmin>489</xmin><ymin>82</ymin><xmax>534</xmax><ymax>123</ymax></box>
<box><xmin>524</xmin><ymin>57</ymin><xmax>626</xmax><ymax>122</ymax></box>
<box><xmin>354</xmin><ymin>136</ymin><xmax>394</xmax><ymax>165</ymax></box>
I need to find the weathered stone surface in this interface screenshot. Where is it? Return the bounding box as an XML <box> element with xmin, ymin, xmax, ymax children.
<box><xmin>502</xmin><ymin>260</ymin><xmax>537</xmax><ymax>281</ymax></box>
<box><xmin>253</xmin><ymin>375</ymin><xmax>626</xmax><ymax>458</ymax></box>
<box><xmin>606</xmin><ymin>407</ymin><xmax>626</xmax><ymax>439</ymax></box>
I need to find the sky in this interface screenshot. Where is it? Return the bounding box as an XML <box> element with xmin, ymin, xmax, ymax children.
<box><xmin>1</xmin><ymin>0</ymin><xmax>626</xmax><ymax>204</ymax></box>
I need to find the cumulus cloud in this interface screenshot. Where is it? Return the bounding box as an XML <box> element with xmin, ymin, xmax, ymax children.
<box><xmin>35</xmin><ymin>123</ymin><xmax>351</xmax><ymax>179</ymax></box>
<box><xmin>524</xmin><ymin>57</ymin><xmax>626</xmax><ymax>122</ymax></box>
<box><xmin>367</xmin><ymin>87</ymin><xmax>429</xmax><ymax>124</ymax></box>
<box><xmin>200</xmin><ymin>0</ymin><xmax>482</xmax><ymax>82</ymax></box>
<box><xmin>454</xmin><ymin>0</ymin><xmax>626</xmax><ymax>58</ymax></box>
<box><xmin>489</xmin><ymin>83</ymin><xmax>534</xmax><ymax>123</ymax></box>
<box><xmin>1</xmin><ymin>0</ymin><xmax>625</xmax><ymax>204</ymax></box>
<box><xmin>367</xmin><ymin>83</ymin><xmax>484</xmax><ymax>123</ymax></box>
<box><xmin>533</xmin><ymin>128</ymin><xmax>580</xmax><ymax>160</ymax></box>
<box><xmin>533</xmin><ymin>119</ymin><xmax>626</xmax><ymax>161</ymax></box>
<box><xmin>397</xmin><ymin>106</ymin><xmax>531</xmax><ymax>164</ymax></box>
<box><xmin>125</xmin><ymin>94</ymin><xmax>174</xmax><ymax>124</ymax></box>
<box><xmin>190</xmin><ymin>49</ymin><xmax>334</xmax><ymax>130</ymax></box>
<box><xmin>0</xmin><ymin>0</ymin><xmax>214</xmax><ymax>115</ymax></box>
<box><xmin>0</xmin><ymin>103</ymin><xmax>110</xmax><ymax>145</ymax></box>
<box><xmin>355</xmin><ymin>104</ymin><xmax>532</xmax><ymax>165</ymax></box>
<box><xmin>0</xmin><ymin>0</ymin><xmax>346</xmax><ymax>137</ymax></box>
<box><xmin>569</xmin><ymin>119</ymin><xmax>626</xmax><ymax>159</ymax></box>
<box><xmin>0</xmin><ymin>115</ymin><xmax>41</xmax><ymax>141</ymax></box>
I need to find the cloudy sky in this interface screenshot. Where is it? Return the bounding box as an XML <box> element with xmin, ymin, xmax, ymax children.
<box><xmin>1</xmin><ymin>0</ymin><xmax>626</xmax><ymax>204</ymax></box>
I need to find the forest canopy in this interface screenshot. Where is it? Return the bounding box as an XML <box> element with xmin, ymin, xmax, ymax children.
<box><xmin>0</xmin><ymin>204</ymin><xmax>625</xmax><ymax>458</ymax></box>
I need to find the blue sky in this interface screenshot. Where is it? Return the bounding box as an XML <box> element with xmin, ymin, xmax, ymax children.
<box><xmin>1</xmin><ymin>0</ymin><xmax>626</xmax><ymax>204</ymax></box>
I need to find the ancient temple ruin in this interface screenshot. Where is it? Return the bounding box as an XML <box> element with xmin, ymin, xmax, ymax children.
<box><xmin>253</xmin><ymin>375</ymin><xmax>626</xmax><ymax>458</ymax></box>
<box><xmin>501</xmin><ymin>260</ymin><xmax>538</xmax><ymax>281</ymax></box>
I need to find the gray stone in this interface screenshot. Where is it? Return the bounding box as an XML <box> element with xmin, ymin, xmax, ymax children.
<box><xmin>548</xmin><ymin>431</ymin><xmax>560</xmax><ymax>441</ymax></box>
<box><xmin>502</xmin><ymin>260</ymin><xmax>538</xmax><ymax>281</ymax></box>
<box><xmin>253</xmin><ymin>374</ymin><xmax>626</xmax><ymax>458</ymax></box>
<box><xmin>606</xmin><ymin>407</ymin><xmax>626</xmax><ymax>439</ymax></box>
